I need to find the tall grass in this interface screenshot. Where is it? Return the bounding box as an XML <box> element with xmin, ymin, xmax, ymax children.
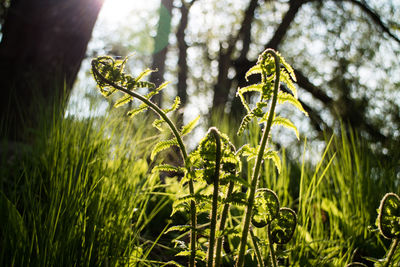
<box><xmin>256</xmin><ymin>129</ymin><xmax>399</xmax><ymax>266</ymax></box>
<box><xmin>0</xmin><ymin>110</ymin><xmax>171</xmax><ymax>266</ymax></box>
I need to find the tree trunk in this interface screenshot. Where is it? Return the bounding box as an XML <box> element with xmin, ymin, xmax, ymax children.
<box><xmin>0</xmin><ymin>0</ymin><xmax>104</xmax><ymax>141</ymax></box>
<box><xmin>149</xmin><ymin>0</ymin><xmax>173</xmax><ymax>107</ymax></box>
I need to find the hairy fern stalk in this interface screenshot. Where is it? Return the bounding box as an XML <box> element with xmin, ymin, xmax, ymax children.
<box><xmin>91</xmin><ymin>49</ymin><xmax>307</xmax><ymax>267</ymax></box>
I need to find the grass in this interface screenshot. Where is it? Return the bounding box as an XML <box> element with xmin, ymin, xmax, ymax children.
<box><xmin>1</xmin><ymin>108</ymin><xmax>399</xmax><ymax>266</ymax></box>
<box><xmin>1</xmin><ymin>90</ymin><xmax>400</xmax><ymax>266</ymax></box>
<box><xmin>0</xmin><ymin>109</ymin><xmax>173</xmax><ymax>266</ymax></box>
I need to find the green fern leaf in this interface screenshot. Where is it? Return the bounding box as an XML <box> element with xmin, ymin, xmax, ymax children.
<box><xmin>236</xmin><ymin>91</ymin><xmax>251</xmax><ymax>113</ymax></box>
<box><xmin>135</xmin><ymin>68</ymin><xmax>155</xmax><ymax>82</ymax></box>
<box><xmin>145</xmin><ymin>81</ymin><xmax>170</xmax><ymax>99</ymax></box>
<box><xmin>152</xmin><ymin>164</ymin><xmax>185</xmax><ymax>174</ymax></box>
<box><xmin>264</xmin><ymin>150</ymin><xmax>281</xmax><ymax>173</ymax></box>
<box><xmin>239</xmin><ymin>144</ymin><xmax>258</xmax><ymax>161</ymax></box>
<box><xmin>277</xmin><ymin>92</ymin><xmax>308</xmax><ymax>115</ymax></box>
<box><xmin>134</xmin><ymin>81</ymin><xmax>155</xmax><ymax>89</ymax></box>
<box><xmin>245</xmin><ymin>65</ymin><xmax>262</xmax><ymax>81</ymax></box>
<box><xmin>271</xmin><ymin>116</ymin><xmax>299</xmax><ymax>140</ymax></box>
<box><xmin>163</xmin><ymin>96</ymin><xmax>181</xmax><ymax>114</ymax></box>
<box><xmin>152</xmin><ymin>119</ymin><xmax>165</xmax><ymax>132</ymax></box>
<box><xmin>114</xmin><ymin>94</ymin><xmax>133</xmax><ymax>108</ymax></box>
<box><xmin>165</xmin><ymin>225</ymin><xmax>191</xmax><ymax>234</ymax></box>
<box><xmin>237</xmin><ymin>113</ymin><xmax>254</xmax><ymax>135</ymax></box>
<box><xmin>280</xmin><ymin>70</ymin><xmax>297</xmax><ymax>97</ymax></box>
<box><xmin>277</xmin><ymin>53</ymin><xmax>296</xmax><ymax>82</ymax></box>
<box><xmin>151</xmin><ymin>138</ymin><xmax>178</xmax><ymax>160</ymax></box>
<box><xmin>127</xmin><ymin>104</ymin><xmax>148</xmax><ymax>118</ymax></box>
<box><xmin>238</xmin><ymin>84</ymin><xmax>263</xmax><ymax>95</ymax></box>
<box><xmin>181</xmin><ymin>115</ymin><xmax>200</xmax><ymax>137</ymax></box>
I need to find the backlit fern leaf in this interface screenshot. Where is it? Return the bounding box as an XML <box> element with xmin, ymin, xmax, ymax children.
<box><xmin>237</xmin><ymin>113</ymin><xmax>254</xmax><ymax>136</ymax></box>
<box><xmin>277</xmin><ymin>52</ymin><xmax>296</xmax><ymax>82</ymax></box>
<box><xmin>270</xmin><ymin>116</ymin><xmax>299</xmax><ymax>140</ymax></box>
<box><xmin>151</xmin><ymin>138</ymin><xmax>178</xmax><ymax>160</ymax></box>
<box><xmin>238</xmin><ymin>84</ymin><xmax>263</xmax><ymax>95</ymax></box>
<box><xmin>152</xmin><ymin>164</ymin><xmax>185</xmax><ymax>175</ymax></box>
<box><xmin>181</xmin><ymin>115</ymin><xmax>200</xmax><ymax>137</ymax></box>
<box><xmin>144</xmin><ymin>81</ymin><xmax>169</xmax><ymax>100</ymax></box>
<box><xmin>152</xmin><ymin>119</ymin><xmax>165</xmax><ymax>132</ymax></box>
<box><xmin>245</xmin><ymin>65</ymin><xmax>263</xmax><ymax>81</ymax></box>
<box><xmin>165</xmin><ymin>225</ymin><xmax>191</xmax><ymax>234</ymax></box>
<box><xmin>264</xmin><ymin>150</ymin><xmax>281</xmax><ymax>173</ymax></box>
<box><xmin>277</xmin><ymin>92</ymin><xmax>307</xmax><ymax>115</ymax></box>
<box><xmin>280</xmin><ymin>70</ymin><xmax>297</xmax><ymax>97</ymax></box>
<box><xmin>163</xmin><ymin>96</ymin><xmax>181</xmax><ymax>114</ymax></box>
<box><xmin>127</xmin><ymin>104</ymin><xmax>148</xmax><ymax>118</ymax></box>
<box><xmin>114</xmin><ymin>94</ymin><xmax>133</xmax><ymax>108</ymax></box>
<box><xmin>135</xmin><ymin>68</ymin><xmax>155</xmax><ymax>82</ymax></box>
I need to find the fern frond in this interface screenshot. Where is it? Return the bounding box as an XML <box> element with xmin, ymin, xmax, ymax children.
<box><xmin>236</xmin><ymin>91</ymin><xmax>251</xmax><ymax>113</ymax></box>
<box><xmin>225</xmin><ymin>192</ymin><xmax>248</xmax><ymax>206</ymax></box>
<box><xmin>277</xmin><ymin>92</ymin><xmax>307</xmax><ymax>115</ymax></box>
<box><xmin>165</xmin><ymin>225</ymin><xmax>191</xmax><ymax>234</ymax></box>
<box><xmin>237</xmin><ymin>113</ymin><xmax>254</xmax><ymax>136</ymax></box>
<box><xmin>145</xmin><ymin>81</ymin><xmax>170</xmax><ymax>99</ymax></box>
<box><xmin>127</xmin><ymin>104</ymin><xmax>148</xmax><ymax>118</ymax></box>
<box><xmin>264</xmin><ymin>150</ymin><xmax>281</xmax><ymax>173</ymax></box>
<box><xmin>150</xmin><ymin>138</ymin><xmax>178</xmax><ymax>160</ymax></box>
<box><xmin>152</xmin><ymin>164</ymin><xmax>185</xmax><ymax>174</ymax></box>
<box><xmin>271</xmin><ymin>116</ymin><xmax>299</xmax><ymax>140</ymax></box>
<box><xmin>135</xmin><ymin>68</ymin><xmax>156</xmax><ymax>82</ymax></box>
<box><xmin>163</xmin><ymin>96</ymin><xmax>181</xmax><ymax>114</ymax></box>
<box><xmin>114</xmin><ymin>94</ymin><xmax>133</xmax><ymax>108</ymax></box>
<box><xmin>152</xmin><ymin>119</ymin><xmax>165</xmax><ymax>132</ymax></box>
<box><xmin>238</xmin><ymin>84</ymin><xmax>263</xmax><ymax>95</ymax></box>
<box><xmin>280</xmin><ymin>70</ymin><xmax>297</xmax><ymax>97</ymax></box>
<box><xmin>239</xmin><ymin>144</ymin><xmax>258</xmax><ymax>161</ymax></box>
<box><xmin>134</xmin><ymin>80</ymin><xmax>156</xmax><ymax>89</ymax></box>
<box><xmin>277</xmin><ymin>53</ymin><xmax>296</xmax><ymax>82</ymax></box>
<box><xmin>245</xmin><ymin>65</ymin><xmax>262</xmax><ymax>81</ymax></box>
<box><xmin>181</xmin><ymin>115</ymin><xmax>200</xmax><ymax>137</ymax></box>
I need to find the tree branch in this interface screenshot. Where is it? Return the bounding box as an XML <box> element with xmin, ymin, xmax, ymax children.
<box><xmin>340</xmin><ymin>0</ymin><xmax>400</xmax><ymax>44</ymax></box>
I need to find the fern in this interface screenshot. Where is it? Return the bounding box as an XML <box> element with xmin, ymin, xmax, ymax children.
<box><xmin>180</xmin><ymin>116</ymin><xmax>200</xmax><ymax>137</ymax></box>
<box><xmin>150</xmin><ymin>139</ymin><xmax>179</xmax><ymax>161</ymax></box>
<box><xmin>91</xmin><ymin>50</ymin><xmax>306</xmax><ymax>267</ymax></box>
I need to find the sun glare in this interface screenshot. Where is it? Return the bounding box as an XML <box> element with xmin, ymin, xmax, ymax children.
<box><xmin>99</xmin><ymin>0</ymin><xmax>157</xmax><ymax>23</ymax></box>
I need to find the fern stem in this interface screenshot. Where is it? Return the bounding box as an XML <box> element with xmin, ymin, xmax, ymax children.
<box><xmin>91</xmin><ymin>65</ymin><xmax>197</xmax><ymax>267</ymax></box>
<box><xmin>383</xmin><ymin>238</ymin><xmax>399</xmax><ymax>267</ymax></box>
<box><xmin>214</xmin><ymin>180</ymin><xmax>234</xmax><ymax>267</ymax></box>
<box><xmin>250</xmin><ymin>228</ymin><xmax>265</xmax><ymax>267</ymax></box>
<box><xmin>267</xmin><ymin>224</ymin><xmax>278</xmax><ymax>267</ymax></box>
<box><xmin>207</xmin><ymin>128</ymin><xmax>221</xmax><ymax>267</ymax></box>
<box><xmin>236</xmin><ymin>49</ymin><xmax>281</xmax><ymax>267</ymax></box>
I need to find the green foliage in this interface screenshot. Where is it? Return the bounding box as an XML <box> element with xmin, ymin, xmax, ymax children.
<box><xmin>89</xmin><ymin>48</ymin><xmax>397</xmax><ymax>267</ymax></box>
<box><xmin>0</xmin><ymin>114</ymin><xmax>169</xmax><ymax>266</ymax></box>
<box><xmin>90</xmin><ymin>49</ymin><xmax>306</xmax><ymax>267</ymax></box>
<box><xmin>378</xmin><ymin>193</ymin><xmax>400</xmax><ymax>240</ymax></box>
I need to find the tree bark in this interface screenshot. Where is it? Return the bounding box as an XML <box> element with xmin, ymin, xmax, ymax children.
<box><xmin>0</xmin><ymin>0</ymin><xmax>104</xmax><ymax>141</ymax></box>
<box><xmin>149</xmin><ymin>0</ymin><xmax>173</xmax><ymax>107</ymax></box>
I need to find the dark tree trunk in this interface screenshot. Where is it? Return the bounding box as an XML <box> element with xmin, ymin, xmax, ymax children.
<box><xmin>0</xmin><ymin>0</ymin><xmax>104</xmax><ymax>141</ymax></box>
<box><xmin>149</xmin><ymin>0</ymin><xmax>173</xmax><ymax>107</ymax></box>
